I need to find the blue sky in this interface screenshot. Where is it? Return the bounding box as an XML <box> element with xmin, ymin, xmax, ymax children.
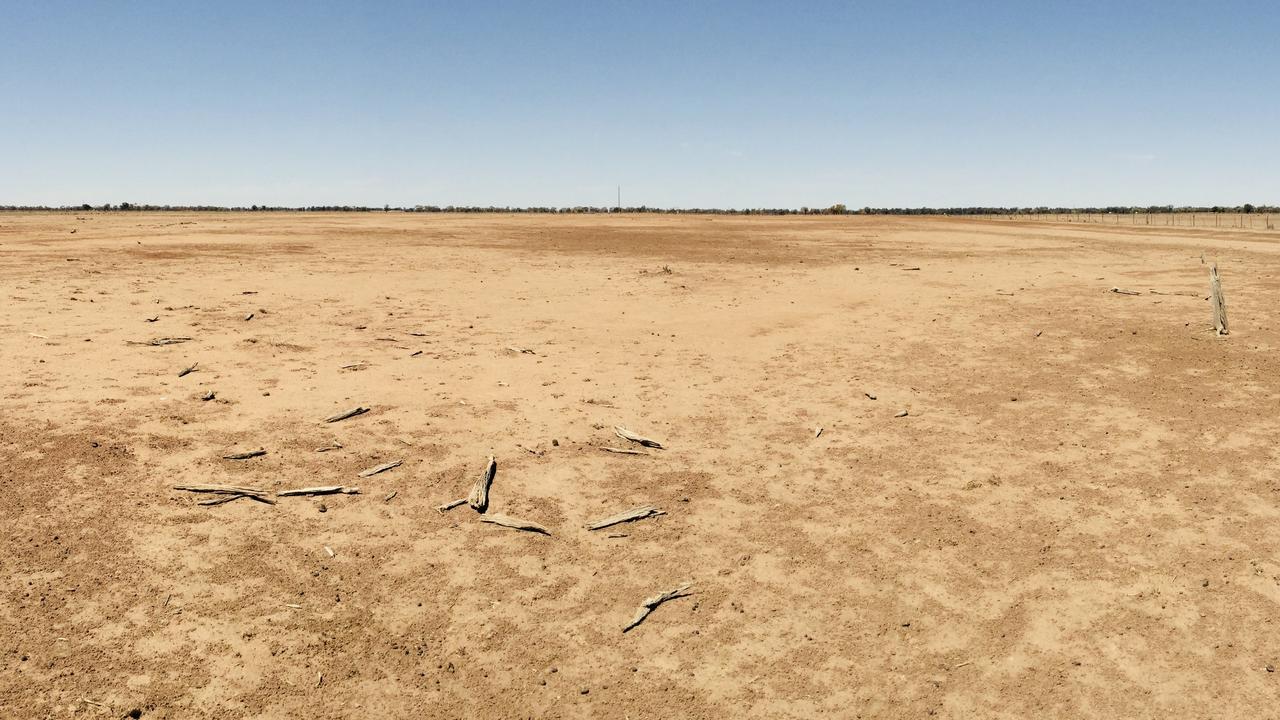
<box><xmin>2</xmin><ymin>0</ymin><xmax>1276</xmax><ymax>208</ymax></box>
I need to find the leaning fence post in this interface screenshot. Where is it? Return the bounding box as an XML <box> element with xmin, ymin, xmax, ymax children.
<box><xmin>1209</xmin><ymin>263</ymin><xmax>1228</xmax><ymax>336</ymax></box>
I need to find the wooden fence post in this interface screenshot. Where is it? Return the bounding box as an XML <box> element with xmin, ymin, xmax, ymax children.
<box><xmin>1210</xmin><ymin>263</ymin><xmax>1228</xmax><ymax>336</ymax></box>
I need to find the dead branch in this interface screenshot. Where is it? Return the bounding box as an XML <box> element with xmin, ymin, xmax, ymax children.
<box><xmin>325</xmin><ymin>406</ymin><xmax>369</xmax><ymax>423</ymax></box>
<box><xmin>614</xmin><ymin>426</ymin><xmax>664</xmax><ymax>449</ymax></box>
<box><xmin>174</xmin><ymin>484</ymin><xmax>275</xmax><ymax>505</ymax></box>
<box><xmin>178</xmin><ymin>362</ymin><xmax>199</xmax><ymax>377</ymax></box>
<box><xmin>358</xmin><ymin>460</ymin><xmax>402</xmax><ymax>477</ymax></box>
<box><xmin>128</xmin><ymin>337</ymin><xmax>192</xmax><ymax>346</ymax></box>
<box><xmin>623</xmin><ymin>582</ymin><xmax>694</xmax><ymax>632</ymax></box>
<box><xmin>436</xmin><ymin>498</ymin><xmax>466</xmax><ymax>513</ymax></box>
<box><xmin>223</xmin><ymin>448</ymin><xmax>266</xmax><ymax>460</ymax></box>
<box><xmin>600</xmin><ymin>446</ymin><xmax>648</xmax><ymax>456</ymax></box>
<box><xmin>277</xmin><ymin>486</ymin><xmax>359</xmax><ymax>497</ymax></box>
<box><xmin>479</xmin><ymin>513</ymin><xmax>550</xmax><ymax>534</ymax></box>
<box><xmin>1109</xmin><ymin>287</ymin><xmax>1142</xmax><ymax>296</ymax></box>
<box><xmin>586</xmin><ymin>505</ymin><xmax>664</xmax><ymax>531</ymax></box>
<box><xmin>467</xmin><ymin>456</ymin><xmax>497</xmax><ymax>512</ymax></box>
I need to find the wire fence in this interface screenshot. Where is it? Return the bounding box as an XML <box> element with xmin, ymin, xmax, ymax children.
<box><xmin>985</xmin><ymin>212</ymin><xmax>1276</xmax><ymax>230</ymax></box>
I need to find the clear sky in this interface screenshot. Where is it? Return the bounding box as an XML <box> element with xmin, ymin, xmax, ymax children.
<box><xmin>2</xmin><ymin>0</ymin><xmax>1276</xmax><ymax>208</ymax></box>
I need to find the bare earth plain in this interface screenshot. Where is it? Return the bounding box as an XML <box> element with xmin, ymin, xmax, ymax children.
<box><xmin>1</xmin><ymin>212</ymin><xmax>1278</xmax><ymax>719</ymax></box>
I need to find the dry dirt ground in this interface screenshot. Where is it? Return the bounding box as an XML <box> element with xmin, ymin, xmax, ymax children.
<box><xmin>1</xmin><ymin>212</ymin><xmax>1278</xmax><ymax>719</ymax></box>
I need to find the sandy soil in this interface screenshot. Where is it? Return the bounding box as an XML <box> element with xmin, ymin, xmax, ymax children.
<box><xmin>1</xmin><ymin>212</ymin><xmax>1278</xmax><ymax>718</ymax></box>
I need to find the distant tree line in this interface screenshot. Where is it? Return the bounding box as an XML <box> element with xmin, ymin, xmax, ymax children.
<box><xmin>1</xmin><ymin>202</ymin><xmax>1274</xmax><ymax>215</ymax></box>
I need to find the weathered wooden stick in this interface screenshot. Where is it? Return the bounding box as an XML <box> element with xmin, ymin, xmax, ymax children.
<box><xmin>174</xmin><ymin>484</ymin><xmax>276</xmax><ymax>505</ymax></box>
<box><xmin>178</xmin><ymin>362</ymin><xmax>199</xmax><ymax>377</ymax></box>
<box><xmin>479</xmin><ymin>514</ymin><xmax>550</xmax><ymax>534</ymax></box>
<box><xmin>814</xmin><ymin>426</ymin><xmax>823</xmax><ymax>439</ymax></box>
<box><xmin>325</xmin><ymin>406</ymin><xmax>369</xmax><ymax>423</ymax></box>
<box><xmin>599</xmin><ymin>446</ymin><xmax>648</xmax><ymax>456</ymax></box>
<box><xmin>244</xmin><ymin>312</ymin><xmax>254</xmax><ymax>321</ymax></box>
<box><xmin>467</xmin><ymin>456</ymin><xmax>497</xmax><ymax>512</ymax></box>
<box><xmin>623</xmin><ymin>582</ymin><xmax>693</xmax><ymax>632</ymax></box>
<box><xmin>315</xmin><ymin>443</ymin><xmax>342</xmax><ymax>452</ymax></box>
<box><xmin>1210</xmin><ymin>263</ymin><xmax>1229</xmax><ymax>335</ymax></box>
<box><xmin>506</xmin><ymin>346</ymin><xmax>536</xmax><ymax>355</ymax></box>
<box><xmin>1110</xmin><ymin>287</ymin><xmax>1142</xmax><ymax>296</ymax></box>
<box><xmin>436</xmin><ymin>498</ymin><xmax>466</xmax><ymax>513</ymax></box>
<box><xmin>277</xmin><ymin>486</ymin><xmax>359</xmax><ymax>497</ymax></box>
<box><xmin>129</xmin><ymin>336</ymin><xmax>192</xmax><ymax>346</ymax></box>
<box><xmin>223</xmin><ymin>448</ymin><xmax>266</xmax><ymax>460</ymax></box>
<box><xmin>586</xmin><ymin>505</ymin><xmax>664</xmax><ymax>531</ymax></box>
<box><xmin>614</xmin><ymin>426</ymin><xmax>664</xmax><ymax>449</ymax></box>
<box><xmin>198</xmin><ymin>494</ymin><xmax>252</xmax><ymax>506</ymax></box>
<box><xmin>174</xmin><ymin>483</ymin><xmax>267</xmax><ymax>495</ymax></box>
<box><xmin>358</xmin><ymin>460</ymin><xmax>402</xmax><ymax>477</ymax></box>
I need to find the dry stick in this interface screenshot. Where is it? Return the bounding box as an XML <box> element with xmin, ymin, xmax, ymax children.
<box><xmin>614</xmin><ymin>426</ymin><xmax>664</xmax><ymax>449</ymax></box>
<box><xmin>1210</xmin><ymin>263</ymin><xmax>1229</xmax><ymax>335</ymax></box>
<box><xmin>277</xmin><ymin>486</ymin><xmax>359</xmax><ymax>497</ymax></box>
<box><xmin>244</xmin><ymin>312</ymin><xmax>254</xmax><ymax>321</ymax></box>
<box><xmin>479</xmin><ymin>514</ymin><xmax>550</xmax><ymax>534</ymax></box>
<box><xmin>174</xmin><ymin>484</ymin><xmax>276</xmax><ymax>505</ymax></box>
<box><xmin>199</xmin><ymin>494</ymin><xmax>252</xmax><ymax>506</ymax></box>
<box><xmin>599</xmin><ymin>446</ymin><xmax>648</xmax><ymax>456</ymax></box>
<box><xmin>436</xmin><ymin>498</ymin><xmax>466</xmax><ymax>513</ymax></box>
<box><xmin>128</xmin><ymin>336</ymin><xmax>192</xmax><ymax>346</ymax></box>
<box><xmin>325</xmin><ymin>406</ymin><xmax>369</xmax><ymax>423</ymax></box>
<box><xmin>223</xmin><ymin>448</ymin><xmax>266</xmax><ymax>460</ymax></box>
<box><xmin>468</xmin><ymin>456</ymin><xmax>497</xmax><ymax>512</ymax></box>
<box><xmin>623</xmin><ymin>582</ymin><xmax>694</xmax><ymax>633</ymax></box>
<box><xmin>814</xmin><ymin>426</ymin><xmax>823</xmax><ymax>439</ymax></box>
<box><xmin>1109</xmin><ymin>287</ymin><xmax>1142</xmax><ymax>296</ymax></box>
<box><xmin>358</xmin><ymin>460</ymin><xmax>402</xmax><ymax>477</ymax></box>
<box><xmin>177</xmin><ymin>362</ymin><xmax>199</xmax><ymax>378</ymax></box>
<box><xmin>315</xmin><ymin>443</ymin><xmax>342</xmax><ymax>452</ymax></box>
<box><xmin>586</xmin><ymin>505</ymin><xmax>664</xmax><ymax>531</ymax></box>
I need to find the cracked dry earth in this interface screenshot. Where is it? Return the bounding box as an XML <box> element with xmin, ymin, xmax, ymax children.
<box><xmin>1</xmin><ymin>212</ymin><xmax>1278</xmax><ymax>718</ymax></box>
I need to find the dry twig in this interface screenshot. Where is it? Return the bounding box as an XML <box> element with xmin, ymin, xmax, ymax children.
<box><xmin>358</xmin><ymin>460</ymin><xmax>402</xmax><ymax>477</ymax></box>
<box><xmin>479</xmin><ymin>514</ymin><xmax>550</xmax><ymax>534</ymax></box>
<box><xmin>623</xmin><ymin>582</ymin><xmax>693</xmax><ymax>632</ymax></box>
<box><xmin>614</xmin><ymin>426</ymin><xmax>664</xmax><ymax>449</ymax></box>
<box><xmin>325</xmin><ymin>406</ymin><xmax>369</xmax><ymax>423</ymax></box>
<box><xmin>586</xmin><ymin>505</ymin><xmax>664</xmax><ymax>531</ymax></box>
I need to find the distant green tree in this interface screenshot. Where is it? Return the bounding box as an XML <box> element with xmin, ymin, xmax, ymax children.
<box><xmin>1243</xmin><ymin>203</ymin><xmax>1255</xmax><ymax>213</ymax></box>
